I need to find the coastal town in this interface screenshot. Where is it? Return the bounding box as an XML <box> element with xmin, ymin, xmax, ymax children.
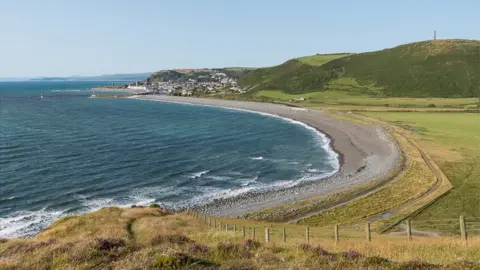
<box><xmin>101</xmin><ymin>69</ymin><xmax>248</xmax><ymax>96</ymax></box>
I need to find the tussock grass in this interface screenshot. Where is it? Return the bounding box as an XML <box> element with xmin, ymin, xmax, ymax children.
<box><xmin>2</xmin><ymin>207</ymin><xmax>479</xmax><ymax>269</ymax></box>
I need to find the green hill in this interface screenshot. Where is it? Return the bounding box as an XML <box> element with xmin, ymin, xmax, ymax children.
<box><xmin>239</xmin><ymin>40</ymin><xmax>480</xmax><ymax>98</ymax></box>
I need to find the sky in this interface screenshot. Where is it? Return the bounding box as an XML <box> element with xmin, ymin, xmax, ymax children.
<box><xmin>1</xmin><ymin>0</ymin><xmax>479</xmax><ymax>77</ymax></box>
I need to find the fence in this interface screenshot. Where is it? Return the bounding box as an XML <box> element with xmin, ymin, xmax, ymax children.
<box><xmin>187</xmin><ymin>210</ymin><xmax>476</xmax><ymax>243</ymax></box>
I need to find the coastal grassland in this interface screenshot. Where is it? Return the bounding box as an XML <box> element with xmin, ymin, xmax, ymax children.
<box><xmin>294</xmin><ymin>126</ymin><xmax>442</xmax><ymax>230</ymax></box>
<box><xmin>296</xmin><ymin>53</ymin><xmax>352</xmax><ymax>66</ymax></box>
<box><xmin>256</xmin><ymin>89</ymin><xmax>478</xmax><ymax>109</ymax></box>
<box><xmin>2</xmin><ymin>207</ymin><xmax>480</xmax><ymax>269</ymax></box>
<box><xmin>360</xmin><ymin>112</ymin><xmax>480</xmax><ymax>233</ymax></box>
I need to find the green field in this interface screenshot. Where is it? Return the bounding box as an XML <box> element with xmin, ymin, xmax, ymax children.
<box><xmin>296</xmin><ymin>53</ymin><xmax>351</xmax><ymax>66</ymax></box>
<box><xmin>360</xmin><ymin>112</ymin><xmax>480</xmax><ymax>232</ymax></box>
<box><xmin>257</xmin><ymin>89</ymin><xmax>478</xmax><ymax>109</ymax></box>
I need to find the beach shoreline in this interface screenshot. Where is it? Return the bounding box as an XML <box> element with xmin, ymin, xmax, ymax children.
<box><xmin>131</xmin><ymin>95</ymin><xmax>401</xmax><ymax>217</ymax></box>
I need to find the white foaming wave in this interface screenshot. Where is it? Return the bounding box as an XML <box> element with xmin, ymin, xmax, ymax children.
<box><xmin>0</xmin><ymin>208</ymin><xmax>65</xmax><ymax>238</ymax></box>
<box><xmin>79</xmin><ymin>196</ymin><xmax>155</xmax><ymax>212</ymax></box>
<box><xmin>133</xmin><ymin>97</ymin><xmax>340</xmax><ymax>177</ymax></box>
<box><xmin>50</xmin><ymin>89</ymin><xmax>86</xmax><ymax>92</ymax></box>
<box><xmin>241</xmin><ymin>174</ymin><xmax>259</xmax><ymax>187</ymax></box>
<box><xmin>249</xmin><ymin>156</ymin><xmax>263</xmax><ymax>160</ymax></box>
<box><xmin>189</xmin><ymin>170</ymin><xmax>210</xmax><ymax>179</ymax></box>
<box><xmin>205</xmin><ymin>175</ymin><xmax>231</xmax><ymax>181</ymax></box>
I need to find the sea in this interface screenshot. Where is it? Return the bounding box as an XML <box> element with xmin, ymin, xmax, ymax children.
<box><xmin>0</xmin><ymin>81</ymin><xmax>339</xmax><ymax>238</ymax></box>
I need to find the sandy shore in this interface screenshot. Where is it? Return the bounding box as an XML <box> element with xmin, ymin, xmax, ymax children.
<box><xmin>131</xmin><ymin>95</ymin><xmax>401</xmax><ymax>217</ymax></box>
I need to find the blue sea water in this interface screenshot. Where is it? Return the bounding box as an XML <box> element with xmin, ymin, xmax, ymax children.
<box><xmin>0</xmin><ymin>81</ymin><xmax>338</xmax><ymax>237</ymax></box>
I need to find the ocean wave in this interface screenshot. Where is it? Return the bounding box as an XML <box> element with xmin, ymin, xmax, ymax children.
<box><xmin>50</xmin><ymin>89</ymin><xmax>87</xmax><ymax>92</ymax></box>
<box><xmin>189</xmin><ymin>170</ymin><xmax>210</xmax><ymax>179</ymax></box>
<box><xmin>240</xmin><ymin>175</ymin><xmax>259</xmax><ymax>187</ymax></box>
<box><xmin>134</xmin><ymin>97</ymin><xmax>340</xmax><ymax>176</ymax></box>
<box><xmin>0</xmin><ymin>208</ymin><xmax>65</xmax><ymax>238</ymax></box>
<box><xmin>249</xmin><ymin>156</ymin><xmax>263</xmax><ymax>160</ymax></box>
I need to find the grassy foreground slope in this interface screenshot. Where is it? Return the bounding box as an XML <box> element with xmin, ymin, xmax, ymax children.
<box><xmin>1</xmin><ymin>207</ymin><xmax>480</xmax><ymax>269</ymax></box>
<box><xmin>240</xmin><ymin>39</ymin><xmax>480</xmax><ymax>97</ymax></box>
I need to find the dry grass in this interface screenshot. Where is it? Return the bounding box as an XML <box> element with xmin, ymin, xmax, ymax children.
<box><xmin>1</xmin><ymin>207</ymin><xmax>479</xmax><ymax>269</ymax></box>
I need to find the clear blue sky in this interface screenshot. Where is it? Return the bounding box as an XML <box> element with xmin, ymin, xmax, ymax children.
<box><xmin>1</xmin><ymin>0</ymin><xmax>479</xmax><ymax>77</ymax></box>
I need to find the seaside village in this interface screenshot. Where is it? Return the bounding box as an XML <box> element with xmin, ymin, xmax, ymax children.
<box><xmin>125</xmin><ymin>71</ymin><xmax>245</xmax><ymax>96</ymax></box>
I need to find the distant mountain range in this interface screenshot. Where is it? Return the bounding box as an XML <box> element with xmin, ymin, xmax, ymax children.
<box><xmin>29</xmin><ymin>73</ymin><xmax>151</xmax><ymax>82</ymax></box>
<box><xmin>0</xmin><ymin>73</ymin><xmax>151</xmax><ymax>82</ymax></box>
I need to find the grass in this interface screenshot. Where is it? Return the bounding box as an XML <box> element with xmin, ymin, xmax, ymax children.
<box><xmin>256</xmin><ymin>89</ymin><xmax>478</xmax><ymax>109</ymax></box>
<box><xmin>359</xmin><ymin>112</ymin><xmax>480</xmax><ymax>233</ymax></box>
<box><xmin>296</xmin><ymin>53</ymin><xmax>352</xmax><ymax>66</ymax></box>
<box><xmin>2</xmin><ymin>207</ymin><xmax>480</xmax><ymax>269</ymax></box>
<box><xmin>240</xmin><ymin>39</ymin><xmax>480</xmax><ymax>97</ymax></box>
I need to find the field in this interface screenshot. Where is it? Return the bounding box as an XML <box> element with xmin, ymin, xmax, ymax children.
<box><xmin>359</xmin><ymin>112</ymin><xmax>480</xmax><ymax>233</ymax></box>
<box><xmin>296</xmin><ymin>53</ymin><xmax>351</xmax><ymax>66</ymax></box>
<box><xmin>1</xmin><ymin>206</ymin><xmax>479</xmax><ymax>269</ymax></box>
<box><xmin>256</xmin><ymin>90</ymin><xmax>478</xmax><ymax>109</ymax></box>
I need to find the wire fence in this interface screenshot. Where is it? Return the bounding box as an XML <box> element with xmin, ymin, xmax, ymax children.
<box><xmin>188</xmin><ymin>210</ymin><xmax>476</xmax><ymax>243</ymax></box>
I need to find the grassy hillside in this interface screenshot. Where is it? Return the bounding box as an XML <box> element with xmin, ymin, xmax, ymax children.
<box><xmin>1</xmin><ymin>207</ymin><xmax>479</xmax><ymax>269</ymax></box>
<box><xmin>239</xmin><ymin>39</ymin><xmax>480</xmax><ymax>98</ymax></box>
<box><xmin>296</xmin><ymin>53</ymin><xmax>352</xmax><ymax>66</ymax></box>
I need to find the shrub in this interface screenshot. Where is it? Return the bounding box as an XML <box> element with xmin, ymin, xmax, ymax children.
<box><xmin>400</xmin><ymin>260</ymin><xmax>440</xmax><ymax>269</ymax></box>
<box><xmin>343</xmin><ymin>250</ymin><xmax>362</xmax><ymax>259</ymax></box>
<box><xmin>149</xmin><ymin>203</ymin><xmax>161</xmax><ymax>208</ymax></box>
<box><xmin>243</xmin><ymin>239</ymin><xmax>261</xmax><ymax>250</ymax></box>
<box><xmin>426</xmin><ymin>103</ymin><xmax>436</xmax><ymax>108</ymax></box>
<box><xmin>296</xmin><ymin>243</ymin><xmax>312</xmax><ymax>251</ymax></box>
<box><xmin>151</xmin><ymin>234</ymin><xmax>193</xmax><ymax>246</ymax></box>
<box><xmin>311</xmin><ymin>245</ymin><xmax>331</xmax><ymax>256</ymax></box>
<box><xmin>216</xmin><ymin>242</ymin><xmax>252</xmax><ymax>260</ymax></box>
<box><xmin>255</xmin><ymin>252</ymin><xmax>283</xmax><ymax>264</ymax></box>
<box><xmin>361</xmin><ymin>256</ymin><xmax>390</xmax><ymax>267</ymax></box>
<box><xmin>155</xmin><ymin>250</ymin><xmax>215</xmax><ymax>269</ymax></box>
<box><xmin>219</xmin><ymin>259</ymin><xmax>257</xmax><ymax>270</ymax></box>
<box><xmin>188</xmin><ymin>243</ymin><xmax>209</xmax><ymax>254</ymax></box>
<box><xmin>296</xmin><ymin>244</ymin><xmax>330</xmax><ymax>256</ymax></box>
<box><xmin>0</xmin><ymin>238</ymin><xmax>7</xmax><ymax>244</ymax></box>
<box><xmin>95</xmin><ymin>237</ymin><xmax>125</xmax><ymax>251</ymax></box>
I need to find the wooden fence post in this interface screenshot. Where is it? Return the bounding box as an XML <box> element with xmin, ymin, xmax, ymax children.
<box><xmin>225</xmin><ymin>223</ymin><xmax>228</xmax><ymax>232</ymax></box>
<box><xmin>406</xmin><ymin>220</ymin><xmax>412</xmax><ymax>240</ymax></box>
<box><xmin>265</xmin><ymin>228</ymin><xmax>270</xmax><ymax>243</ymax></box>
<box><xmin>460</xmin><ymin>216</ymin><xmax>467</xmax><ymax>241</ymax></box>
<box><xmin>242</xmin><ymin>226</ymin><xmax>246</xmax><ymax>238</ymax></box>
<box><xmin>366</xmin><ymin>223</ymin><xmax>371</xmax><ymax>242</ymax></box>
<box><xmin>214</xmin><ymin>219</ymin><xmax>217</xmax><ymax>229</ymax></box>
<box><xmin>208</xmin><ymin>217</ymin><xmax>212</xmax><ymax>227</ymax></box>
<box><xmin>252</xmin><ymin>227</ymin><xmax>256</xmax><ymax>240</ymax></box>
<box><xmin>306</xmin><ymin>226</ymin><xmax>310</xmax><ymax>244</ymax></box>
<box><xmin>334</xmin><ymin>224</ymin><xmax>339</xmax><ymax>243</ymax></box>
<box><xmin>282</xmin><ymin>228</ymin><xmax>286</xmax><ymax>243</ymax></box>
<box><xmin>204</xmin><ymin>215</ymin><xmax>207</xmax><ymax>223</ymax></box>
<box><xmin>234</xmin><ymin>224</ymin><xmax>237</xmax><ymax>235</ymax></box>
